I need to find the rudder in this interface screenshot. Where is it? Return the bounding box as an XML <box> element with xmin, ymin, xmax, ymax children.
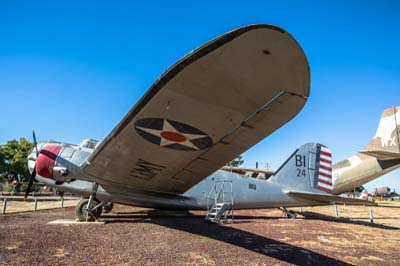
<box><xmin>362</xmin><ymin>106</ymin><xmax>400</xmax><ymax>159</ymax></box>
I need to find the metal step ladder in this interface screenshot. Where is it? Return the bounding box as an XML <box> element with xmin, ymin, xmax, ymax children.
<box><xmin>205</xmin><ymin>180</ymin><xmax>234</xmax><ymax>223</ymax></box>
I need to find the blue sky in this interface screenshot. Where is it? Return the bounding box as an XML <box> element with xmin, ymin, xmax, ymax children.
<box><xmin>1</xmin><ymin>1</ymin><xmax>399</xmax><ymax>192</ymax></box>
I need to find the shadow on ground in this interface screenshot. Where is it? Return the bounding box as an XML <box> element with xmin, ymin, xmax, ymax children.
<box><xmin>297</xmin><ymin>211</ymin><xmax>399</xmax><ymax>230</ymax></box>
<box><xmin>102</xmin><ymin>210</ymin><xmax>351</xmax><ymax>266</ymax></box>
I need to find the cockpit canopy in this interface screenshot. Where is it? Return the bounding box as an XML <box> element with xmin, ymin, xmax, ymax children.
<box><xmin>79</xmin><ymin>139</ymin><xmax>99</xmax><ymax>150</ymax></box>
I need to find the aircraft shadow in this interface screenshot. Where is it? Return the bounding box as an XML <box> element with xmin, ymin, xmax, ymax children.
<box><xmin>103</xmin><ymin>211</ymin><xmax>350</xmax><ymax>266</ymax></box>
<box><xmin>298</xmin><ymin>211</ymin><xmax>399</xmax><ymax>230</ymax></box>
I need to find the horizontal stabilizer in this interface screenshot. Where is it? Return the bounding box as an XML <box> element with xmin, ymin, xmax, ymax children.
<box><xmin>358</xmin><ymin>150</ymin><xmax>400</xmax><ymax>160</ymax></box>
<box><xmin>287</xmin><ymin>191</ymin><xmax>376</xmax><ymax>205</ymax></box>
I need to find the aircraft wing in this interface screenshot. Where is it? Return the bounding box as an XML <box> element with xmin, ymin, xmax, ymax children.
<box><xmin>82</xmin><ymin>24</ymin><xmax>310</xmax><ymax>194</ymax></box>
<box><xmin>287</xmin><ymin>191</ymin><xmax>376</xmax><ymax>205</ymax></box>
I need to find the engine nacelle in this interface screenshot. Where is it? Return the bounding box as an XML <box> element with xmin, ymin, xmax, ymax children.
<box><xmin>36</xmin><ymin>144</ymin><xmax>63</xmax><ymax>179</ymax></box>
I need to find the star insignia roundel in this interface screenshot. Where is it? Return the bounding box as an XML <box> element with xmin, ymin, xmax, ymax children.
<box><xmin>134</xmin><ymin>118</ymin><xmax>213</xmax><ymax>151</ymax></box>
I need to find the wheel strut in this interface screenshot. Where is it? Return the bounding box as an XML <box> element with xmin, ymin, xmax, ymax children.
<box><xmin>84</xmin><ymin>183</ymin><xmax>104</xmax><ymax>222</ymax></box>
<box><xmin>280</xmin><ymin>207</ymin><xmax>297</xmax><ymax>219</ymax></box>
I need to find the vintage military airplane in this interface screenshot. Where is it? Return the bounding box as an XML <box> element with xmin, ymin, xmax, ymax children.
<box><xmin>332</xmin><ymin>106</ymin><xmax>400</xmax><ymax>194</ymax></box>
<box><xmin>25</xmin><ymin>24</ymin><xmax>369</xmax><ymax>222</ymax></box>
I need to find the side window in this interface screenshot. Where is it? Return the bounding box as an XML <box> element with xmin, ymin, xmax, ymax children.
<box><xmin>60</xmin><ymin>146</ymin><xmax>75</xmax><ymax>159</ymax></box>
<box><xmin>249</xmin><ymin>183</ymin><xmax>256</xmax><ymax>190</ymax></box>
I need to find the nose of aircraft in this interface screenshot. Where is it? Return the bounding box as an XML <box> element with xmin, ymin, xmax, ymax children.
<box><xmin>35</xmin><ymin>143</ymin><xmax>63</xmax><ymax>179</ymax></box>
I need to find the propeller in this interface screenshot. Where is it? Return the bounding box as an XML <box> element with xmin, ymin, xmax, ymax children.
<box><xmin>25</xmin><ymin>130</ymin><xmax>38</xmax><ymax>199</ymax></box>
<box><xmin>24</xmin><ymin>168</ymin><xmax>36</xmax><ymax>199</ymax></box>
<box><xmin>32</xmin><ymin>130</ymin><xmax>39</xmax><ymax>157</ymax></box>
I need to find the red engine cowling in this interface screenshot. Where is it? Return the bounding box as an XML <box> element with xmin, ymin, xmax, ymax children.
<box><xmin>35</xmin><ymin>144</ymin><xmax>62</xmax><ymax>179</ymax></box>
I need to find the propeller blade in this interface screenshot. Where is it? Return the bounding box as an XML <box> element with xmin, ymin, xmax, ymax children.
<box><xmin>32</xmin><ymin>130</ymin><xmax>39</xmax><ymax>157</ymax></box>
<box><xmin>25</xmin><ymin>168</ymin><xmax>36</xmax><ymax>199</ymax></box>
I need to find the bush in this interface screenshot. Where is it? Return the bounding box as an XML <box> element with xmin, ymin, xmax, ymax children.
<box><xmin>18</xmin><ymin>182</ymin><xmax>42</xmax><ymax>193</ymax></box>
<box><xmin>1</xmin><ymin>181</ymin><xmax>15</xmax><ymax>193</ymax></box>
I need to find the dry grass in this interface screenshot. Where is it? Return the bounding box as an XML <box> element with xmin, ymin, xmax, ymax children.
<box><xmin>0</xmin><ymin>196</ymin><xmax>79</xmax><ymax>213</ymax></box>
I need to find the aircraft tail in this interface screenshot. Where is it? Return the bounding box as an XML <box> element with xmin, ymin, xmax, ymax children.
<box><xmin>360</xmin><ymin>107</ymin><xmax>400</xmax><ymax>160</ymax></box>
<box><xmin>271</xmin><ymin>143</ymin><xmax>334</xmax><ymax>194</ymax></box>
<box><xmin>272</xmin><ymin>143</ymin><xmax>373</xmax><ymax>204</ymax></box>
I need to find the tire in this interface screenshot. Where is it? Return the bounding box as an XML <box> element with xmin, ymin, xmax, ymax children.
<box><xmin>286</xmin><ymin>211</ymin><xmax>297</xmax><ymax>219</ymax></box>
<box><xmin>102</xmin><ymin>202</ymin><xmax>114</xmax><ymax>213</ymax></box>
<box><xmin>75</xmin><ymin>198</ymin><xmax>102</xmax><ymax>222</ymax></box>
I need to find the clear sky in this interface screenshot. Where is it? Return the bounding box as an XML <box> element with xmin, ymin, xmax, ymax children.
<box><xmin>1</xmin><ymin>1</ymin><xmax>399</xmax><ymax>192</ymax></box>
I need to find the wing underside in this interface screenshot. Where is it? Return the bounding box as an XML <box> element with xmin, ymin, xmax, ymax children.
<box><xmin>83</xmin><ymin>24</ymin><xmax>310</xmax><ymax>194</ymax></box>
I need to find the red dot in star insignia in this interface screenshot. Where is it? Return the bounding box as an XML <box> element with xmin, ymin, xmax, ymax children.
<box><xmin>160</xmin><ymin>131</ymin><xmax>187</xmax><ymax>142</ymax></box>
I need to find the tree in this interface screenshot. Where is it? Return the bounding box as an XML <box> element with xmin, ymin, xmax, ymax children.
<box><xmin>0</xmin><ymin>138</ymin><xmax>34</xmax><ymax>183</ymax></box>
<box><xmin>227</xmin><ymin>155</ymin><xmax>244</xmax><ymax>167</ymax></box>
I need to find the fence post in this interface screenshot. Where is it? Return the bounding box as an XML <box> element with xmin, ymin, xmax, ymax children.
<box><xmin>61</xmin><ymin>197</ymin><xmax>64</xmax><ymax>208</ymax></box>
<box><xmin>34</xmin><ymin>198</ymin><xmax>38</xmax><ymax>211</ymax></box>
<box><xmin>2</xmin><ymin>198</ymin><xmax>7</xmax><ymax>214</ymax></box>
<box><xmin>334</xmin><ymin>204</ymin><xmax>338</xmax><ymax>217</ymax></box>
<box><xmin>369</xmin><ymin>208</ymin><xmax>374</xmax><ymax>224</ymax></box>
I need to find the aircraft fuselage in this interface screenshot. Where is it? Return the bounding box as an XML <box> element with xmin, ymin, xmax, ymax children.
<box><xmin>29</xmin><ymin>141</ymin><xmax>321</xmax><ymax>210</ymax></box>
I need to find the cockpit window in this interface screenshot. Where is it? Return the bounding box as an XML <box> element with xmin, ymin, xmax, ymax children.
<box><xmin>79</xmin><ymin>139</ymin><xmax>99</xmax><ymax>149</ymax></box>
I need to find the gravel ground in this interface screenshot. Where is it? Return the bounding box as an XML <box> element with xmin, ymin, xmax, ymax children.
<box><xmin>0</xmin><ymin>205</ymin><xmax>399</xmax><ymax>266</ymax></box>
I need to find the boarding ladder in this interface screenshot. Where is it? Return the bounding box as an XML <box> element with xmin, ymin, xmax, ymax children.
<box><xmin>205</xmin><ymin>180</ymin><xmax>234</xmax><ymax>223</ymax></box>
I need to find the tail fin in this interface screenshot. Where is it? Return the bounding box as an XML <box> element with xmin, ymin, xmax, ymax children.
<box><xmin>361</xmin><ymin>107</ymin><xmax>400</xmax><ymax>160</ymax></box>
<box><xmin>274</xmin><ymin>143</ymin><xmax>374</xmax><ymax>204</ymax></box>
<box><xmin>271</xmin><ymin>143</ymin><xmax>333</xmax><ymax>194</ymax></box>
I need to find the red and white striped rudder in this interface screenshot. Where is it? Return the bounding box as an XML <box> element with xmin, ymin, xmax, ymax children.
<box><xmin>317</xmin><ymin>144</ymin><xmax>333</xmax><ymax>193</ymax></box>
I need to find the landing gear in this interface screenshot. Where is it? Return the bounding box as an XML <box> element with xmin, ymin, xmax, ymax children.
<box><xmin>75</xmin><ymin>198</ymin><xmax>102</xmax><ymax>222</ymax></box>
<box><xmin>280</xmin><ymin>207</ymin><xmax>297</xmax><ymax>219</ymax></box>
<box><xmin>102</xmin><ymin>202</ymin><xmax>114</xmax><ymax>213</ymax></box>
<box><xmin>75</xmin><ymin>183</ymin><xmax>104</xmax><ymax>222</ymax></box>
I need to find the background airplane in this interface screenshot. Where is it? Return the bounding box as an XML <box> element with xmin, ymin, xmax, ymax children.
<box><xmin>25</xmin><ymin>24</ymin><xmax>369</xmax><ymax>222</ymax></box>
<box><xmin>332</xmin><ymin>107</ymin><xmax>400</xmax><ymax>194</ymax></box>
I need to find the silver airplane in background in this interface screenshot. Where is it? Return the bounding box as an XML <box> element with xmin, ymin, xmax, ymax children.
<box><xmin>25</xmin><ymin>24</ymin><xmax>368</xmax><ymax>222</ymax></box>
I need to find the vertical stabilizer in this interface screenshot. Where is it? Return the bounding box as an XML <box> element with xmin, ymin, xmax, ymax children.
<box><xmin>272</xmin><ymin>143</ymin><xmax>334</xmax><ymax>194</ymax></box>
<box><xmin>362</xmin><ymin>107</ymin><xmax>400</xmax><ymax>159</ymax></box>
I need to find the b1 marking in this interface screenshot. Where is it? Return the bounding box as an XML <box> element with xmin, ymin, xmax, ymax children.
<box><xmin>295</xmin><ymin>154</ymin><xmax>306</xmax><ymax>177</ymax></box>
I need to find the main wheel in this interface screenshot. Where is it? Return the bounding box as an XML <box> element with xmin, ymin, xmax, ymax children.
<box><xmin>102</xmin><ymin>202</ymin><xmax>114</xmax><ymax>213</ymax></box>
<box><xmin>75</xmin><ymin>198</ymin><xmax>103</xmax><ymax>222</ymax></box>
<box><xmin>286</xmin><ymin>211</ymin><xmax>297</xmax><ymax>219</ymax></box>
